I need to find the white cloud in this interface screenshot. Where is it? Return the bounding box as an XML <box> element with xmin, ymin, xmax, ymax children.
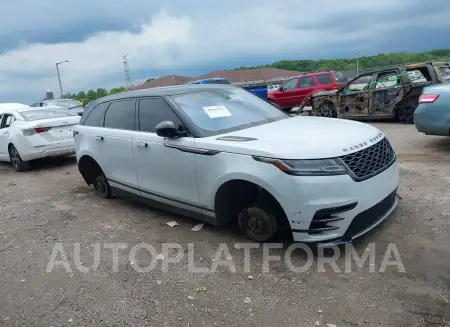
<box><xmin>0</xmin><ymin>0</ymin><xmax>449</xmax><ymax>102</ymax></box>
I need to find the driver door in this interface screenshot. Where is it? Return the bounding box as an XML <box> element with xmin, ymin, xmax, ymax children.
<box><xmin>275</xmin><ymin>78</ymin><xmax>299</xmax><ymax>107</ymax></box>
<box><xmin>368</xmin><ymin>70</ymin><xmax>404</xmax><ymax>117</ymax></box>
<box><xmin>131</xmin><ymin>97</ymin><xmax>201</xmax><ymax>213</ymax></box>
<box><xmin>337</xmin><ymin>72</ymin><xmax>375</xmax><ymax>118</ymax></box>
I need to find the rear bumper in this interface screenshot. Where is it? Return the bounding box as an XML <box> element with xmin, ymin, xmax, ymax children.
<box><xmin>20</xmin><ymin>139</ymin><xmax>75</xmax><ymax>161</ymax></box>
<box><xmin>414</xmin><ymin>108</ymin><xmax>450</xmax><ymax>136</ymax></box>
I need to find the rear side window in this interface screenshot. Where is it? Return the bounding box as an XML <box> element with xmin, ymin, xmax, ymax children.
<box><xmin>138</xmin><ymin>98</ymin><xmax>181</xmax><ymax>133</ymax></box>
<box><xmin>19</xmin><ymin>109</ymin><xmax>76</xmax><ymax>121</ymax></box>
<box><xmin>299</xmin><ymin>76</ymin><xmax>316</xmax><ymax>87</ymax></box>
<box><xmin>83</xmin><ymin>102</ymin><xmax>109</xmax><ymax>127</ymax></box>
<box><xmin>316</xmin><ymin>74</ymin><xmax>333</xmax><ymax>85</ymax></box>
<box><xmin>104</xmin><ymin>99</ymin><xmax>136</xmax><ymax>130</ymax></box>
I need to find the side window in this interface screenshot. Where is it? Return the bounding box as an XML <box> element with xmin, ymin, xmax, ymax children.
<box><xmin>299</xmin><ymin>76</ymin><xmax>316</xmax><ymax>87</ymax></box>
<box><xmin>317</xmin><ymin>74</ymin><xmax>333</xmax><ymax>85</ymax></box>
<box><xmin>375</xmin><ymin>71</ymin><xmax>400</xmax><ymax>89</ymax></box>
<box><xmin>83</xmin><ymin>102</ymin><xmax>110</xmax><ymax>127</ymax></box>
<box><xmin>346</xmin><ymin>74</ymin><xmax>375</xmax><ymax>91</ymax></box>
<box><xmin>104</xmin><ymin>99</ymin><xmax>136</xmax><ymax>130</ymax></box>
<box><xmin>0</xmin><ymin>115</ymin><xmax>3</xmax><ymax>128</ymax></box>
<box><xmin>138</xmin><ymin>98</ymin><xmax>181</xmax><ymax>133</ymax></box>
<box><xmin>282</xmin><ymin>78</ymin><xmax>298</xmax><ymax>90</ymax></box>
<box><xmin>3</xmin><ymin>114</ymin><xmax>15</xmax><ymax>128</ymax></box>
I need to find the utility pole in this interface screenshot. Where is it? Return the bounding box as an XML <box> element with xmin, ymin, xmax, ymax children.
<box><xmin>123</xmin><ymin>54</ymin><xmax>132</xmax><ymax>89</ymax></box>
<box><xmin>356</xmin><ymin>52</ymin><xmax>360</xmax><ymax>76</ymax></box>
<box><xmin>56</xmin><ymin>60</ymin><xmax>69</xmax><ymax>99</ymax></box>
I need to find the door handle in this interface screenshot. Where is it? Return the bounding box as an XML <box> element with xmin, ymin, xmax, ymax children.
<box><xmin>136</xmin><ymin>141</ymin><xmax>148</xmax><ymax>148</ymax></box>
<box><xmin>96</xmin><ymin>136</ymin><xmax>104</xmax><ymax>141</ymax></box>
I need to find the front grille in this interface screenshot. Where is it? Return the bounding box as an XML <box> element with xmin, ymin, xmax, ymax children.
<box><xmin>340</xmin><ymin>138</ymin><xmax>395</xmax><ymax>181</ymax></box>
<box><xmin>343</xmin><ymin>189</ymin><xmax>397</xmax><ymax>239</ymax></box>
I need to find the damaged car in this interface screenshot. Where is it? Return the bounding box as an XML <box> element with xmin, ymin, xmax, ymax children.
<box><xmin>300</xmin><ymin>62</ymin><xmax>448</xmax><ymax>124</ymax></box>
<box><xmin>75</xmin><ymin>84</ymin><xmax>400</xmax><ymax>244</ymax></box>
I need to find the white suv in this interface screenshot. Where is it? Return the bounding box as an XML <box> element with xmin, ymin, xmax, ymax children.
<box><xmin>74</xmin><ymin>84</ymin><xmax>400</xmax><ymax>243</ymax></box>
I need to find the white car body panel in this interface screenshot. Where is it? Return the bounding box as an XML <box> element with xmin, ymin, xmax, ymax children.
<box><xmin>195</xmin><ymin>116</ymin><xmax>383</xmax><ymax>159</ymax></box>
<box><xmin>0</xmin><ymin>107</ymin><xmax>80</xmax><ymax>163</ymax></box>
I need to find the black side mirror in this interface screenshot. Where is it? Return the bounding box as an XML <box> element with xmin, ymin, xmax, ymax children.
<box><xmin>155</xmin><ymin>121</ymin><xmax>178</xmax><ymax>138</ymax></box>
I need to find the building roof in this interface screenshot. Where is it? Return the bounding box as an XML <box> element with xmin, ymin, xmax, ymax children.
<box><xmin>133</xmin><ymin>68</ymin><xmax>303</xmax><ymax>90</ymax></box>
<box><xmin>134</xmin><ymin>75</ymin><xmax>193</xmax><ymax>90</ymax></box>
<box><xmin>195</xmin><ymin>67</ymin><xmax>302</xmax><ymax>83</ymax></box>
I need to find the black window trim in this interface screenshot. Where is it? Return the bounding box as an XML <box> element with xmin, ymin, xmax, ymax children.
<box><xmin>102</xmin><ymin>98</ymin><xmax>137</xmax><ymax>131</ymax></box>
<box><xmin>80</xmin><ymin>101</ymin><xmax>111</xmax><ymax>127</ymax></box>
<box><xmin>0</xmin><ymin>113</ymin><xmax>15</xmax><ymax>129</ymax></box>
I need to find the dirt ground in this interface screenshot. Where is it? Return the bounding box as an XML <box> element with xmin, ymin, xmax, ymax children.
<box><xmin>0</xmin><ymin>123</ymin><xmax>449</xmax><ymax>327</ymax></box>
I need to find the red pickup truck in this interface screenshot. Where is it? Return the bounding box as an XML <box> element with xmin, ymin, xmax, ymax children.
<box><xmin>267</xmin><ymin>71</ymin><xmax>348</xmax><ymax>111</ymax></box>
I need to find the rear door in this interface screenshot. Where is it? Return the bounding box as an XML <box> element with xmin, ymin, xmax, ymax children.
<box><xmin>99</xmin><ymin>99</ymin><xmax>139</xmax><ymax>191</ymax></box>
<box><xmin>316</xmin><ymin>73</ymin><xmax>334</xmax><ymax>90</ymax></box>
<box><xmin>77</xmin><ymin>100</ymin><xmax>139</xmax><ymax>192</ymax></box>
<box><xmin>289</xmin><ymin>75</ymin><xmax>317</xmax><ymax>106</ymax></box>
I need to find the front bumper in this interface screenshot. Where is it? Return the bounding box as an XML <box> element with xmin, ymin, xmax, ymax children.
<box><xmin>284</xmin><ymin>161</ymin><xmax>400</xmax><ymax>243</ymax></box>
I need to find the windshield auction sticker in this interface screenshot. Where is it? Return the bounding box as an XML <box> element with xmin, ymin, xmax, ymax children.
<box><xmin>202</xmin><ymin>105</ymin><xmax>232</xmax><ymax>118</ymax></box>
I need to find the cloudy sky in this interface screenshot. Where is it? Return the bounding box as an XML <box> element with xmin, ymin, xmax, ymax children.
<box><xmin>1</xmin><ymin>0</ymin><xmax>449</xmax><ymax>103</ymax></box>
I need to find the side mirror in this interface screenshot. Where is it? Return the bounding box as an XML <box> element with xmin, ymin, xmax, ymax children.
<box><xmin>155</xmin><ymin>121</ymin><xmax>178</xmax><ymax>138</ymax></box>
<box><xmin>278</xmin><ymin>87</ymin><xmax>283</xmax><ymax>92</ymax></box>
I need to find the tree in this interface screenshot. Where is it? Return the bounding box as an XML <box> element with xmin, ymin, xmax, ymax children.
<box><xmin>96</xmin><ymin>88</ymin><xmax>108</xmax><ymax>98</ymax></box>
<box><xmin>145</xmin><ymin>78</ymin><xmax>155</xmax><ymax>83</ymax></box>
<box><xmin>109</xmin><ymin>86</ymin><xmax>126</xmax><ymax>95</ymax></box>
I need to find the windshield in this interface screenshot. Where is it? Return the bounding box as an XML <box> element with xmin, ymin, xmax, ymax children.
<box><xmin>170</xmin><ymin>88</ymin><xmax>289</xmax><ymax>137</ymax></box>
<box><xmin>19</xmin><ymin>109</ymin><xmax>77</xmax><ymax>121</ymax></box>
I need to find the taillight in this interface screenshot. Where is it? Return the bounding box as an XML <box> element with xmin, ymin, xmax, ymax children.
<box><xmin>419</xmin><ymin>94</ymin><xmax>440</xmax><ymax>104</ymax></box>
<box><xmin>35</xmin><ymin>127</ymin><xmax>51</xmax><ymax>133</ymax></box>
<box><xmin>332</xmin><ymin>83</ymin><xmax>338</xmax><ymax>89</ymax></box>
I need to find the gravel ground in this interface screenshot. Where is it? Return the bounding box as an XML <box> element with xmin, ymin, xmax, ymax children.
<box><xmin>0</xmin><ymin>123</ymin><xmax>449</xmax><ymax>327</ymax></box>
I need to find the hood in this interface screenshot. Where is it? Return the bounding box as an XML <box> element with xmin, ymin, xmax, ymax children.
<box><xmin>196</xmin><ymin>116</ymin><xmax>384</xmax><ymax>159</ymax></box>
<box><xmin>312</xmin><ymin>90</ymin><xmax>338</xmax><ymax>97</ymax></box>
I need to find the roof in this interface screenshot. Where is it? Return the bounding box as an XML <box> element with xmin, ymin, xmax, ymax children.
<box><xmin>0</xmin><ymin>103</ymin><xmax>30</xmax><ymax>110</ymax></box>
<box><xmin>133</xmin><ymin>68</ymin><xmax>303</xmax><ymax>90</ymax></box>
<box><xmin>134</xmin><ymin>75</ymin><xmax>193</xmax><ymax>90</ymax></box>
<box><xmin>90</xmin><ymin>84</ymin><xmax>239</xmax><ymax>105</ymax></box>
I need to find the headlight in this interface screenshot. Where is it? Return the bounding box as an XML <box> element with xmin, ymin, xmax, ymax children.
<box><xmin>252</xmin><ymin>156</ymin><xmax>347</xmax><ymax>176</ymax></box>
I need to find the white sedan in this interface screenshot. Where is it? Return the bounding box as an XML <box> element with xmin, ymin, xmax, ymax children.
<box><xmin>0</xmin><ymin>106</ymin><xmax>80</xmax><ymax>171</ymax></box>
